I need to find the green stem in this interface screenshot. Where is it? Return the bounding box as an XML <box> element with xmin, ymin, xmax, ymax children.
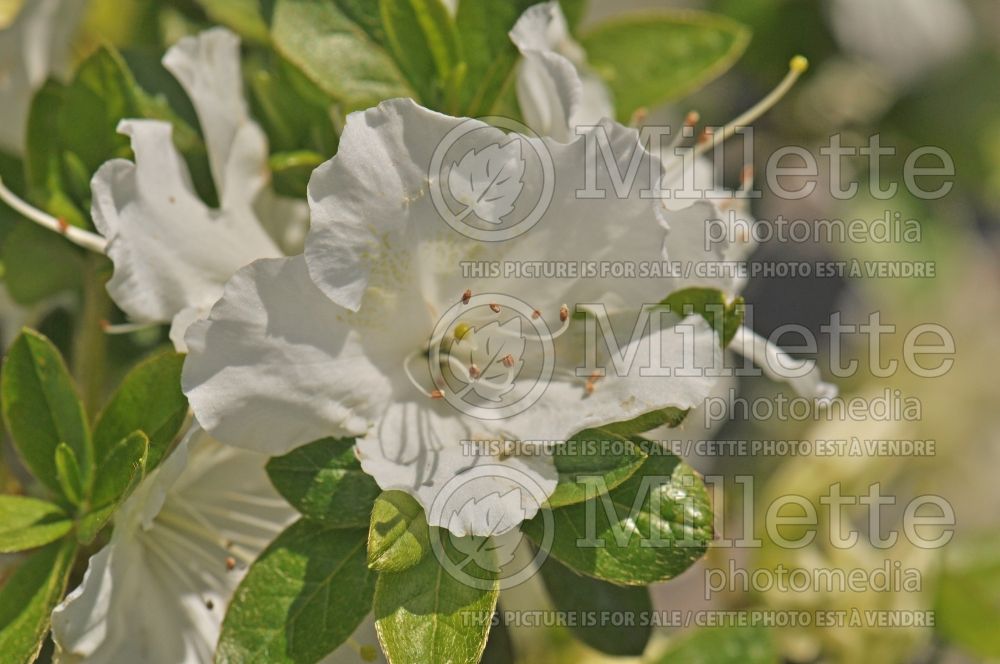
<box><xmin>72</xmin><ymin>254</ymin><xmax>111</xmax><ymax>416</ymax></box>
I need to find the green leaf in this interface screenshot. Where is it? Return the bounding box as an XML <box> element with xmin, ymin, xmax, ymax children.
<box><xmin>600</xmin><ymin>406</ymin><xmax>689</xmax><ymax>437</ymax></box>
<box><xmin>92</xmin><ymin>350</ymin><xmax>187</xmax><ymax>471</ymax></box>
<box><xmin>380</xmin><ymin>0</ymin><xmax>461</xmax><ymax>108</ymax></box>
<box><xmin>216</xmin><ymin>520</ymin><xmax>375</xmax><ymax>664</ymax></box>
<box><xmin>54</xmin><ymin>443</ymin><xmax>84</xmax><ymax>507</ymax></box>
<box><xmin>0</xmin><ymin>538</ymin><xmax>77</xmax><ymax>664</ymax></box>
<box><xmin>367</xmin><ymin>490</ymin><xmax>431</xmax><ymax>572</ymax></box>
<box><xmin>1</xmin><ymin>222</ymin><xmax>84</xmax><ymax>305</ymax></box>
<box><xmin>653</xmin><ymin>625</ymin><xmax>777</xmax><ymax>663</ymax></box>
<box><xmin>192</xmin><ymin>0</ymin><xmax>271</xmax><ymax>43</ymax></box>
<box><xmin>546</xmin><ymin>428</ymin><xmax>648</xmax><ymax>509</ymax></box>
<box><xmin>89</xmin><ymin>431</ymin><xmax>149</xmax><ymax>511</ymax></box>
<box><xmin>2</xmin><ymin>329</ymin><xmax>92</xmax><ymax>498</ymax></box>
<box><xmin>539</xmin><ymin>556</ymin><xmax>652</xmax><ymax>656</ymax></box>
<box><xmin>454</xmin><ymin>0</ymin><xmax>534</xmax><ymax>116</ymax></box>
<box><xmin>580</xmin><ymin>11</ymin><xmax>751</xmax><ymax>122</ymax></box>
<box><xmin>0</xmin><ymin>496</ymin><xmax>72</xmax><ymax>553</ymax></box>
<box><xmin>523</xmin><ymin>449</ymin><xmax>712</xmax><ymax>585</ymax></box>
<box><xmin>267</xmin><ymin>150</ymin><xmax>328</xmax><ymax>199</ymax></box>
<box><xmin>661</xmin><ymin>287</ymin><xmax>745</xmax><ymax>348</ymax></box>
<box><xmin>935</xmin><ymin>535</ymin><xmax>1000</xmax><ymax>658</ymax></box>
<box><xmin>480</xmin><ymin>609</ymin><xmax>514</xmax><ymax>664</ymax></box>
<box><xmin>271</xmin><ymin>0</ymin><xmax>413</xmax><ymax>112</ymax></box>
<box><xmin>266</xmin><ymin>437</ymin><xmax>381</xmax><ymax>528</ymax></box>
<box><xmin>373</xmin><ymin>529</ymin><xmax>498</xmax><ymax>664</ymax></box>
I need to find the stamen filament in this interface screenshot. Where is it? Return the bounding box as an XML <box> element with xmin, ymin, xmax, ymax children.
<box><xmin>0</xmin><ymin>176</ymin><xmax>108</xmax><ymax>254</ymax></box>
<box><xmin>695</xmin><ymin>56</ymin><xmax>809</xmax><ymax>157</ymax></box>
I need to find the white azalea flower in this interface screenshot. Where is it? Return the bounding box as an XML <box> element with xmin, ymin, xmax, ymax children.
<box><xmin>508</xmin><ymin>11</ymin><xmax>834</xmax><ymax>403</ymax></box>
<box><xmin>89</xmin><ymin>27</ymin><xmax>307</xmax><ymax>349</ymax></box>
<box><xmin>510</xmin><ymin>1</ymin><xmax>614</xmax><ymax>142</ymax></box>
<box><xmin>0</xmin><ymin>0</ymin><xmax>86</xmax><ymax>154</ymax></box>
<box><xmin>51</xmin><ymin>424</ymin><xmax>297</xmax><ymax>664</ymax></box>
<box><xmin>826</xmin><ymin>0</ymin><xmax>973</xmax><ymax>88</ymax></box>
<box><xmin>183</xmin><ymin>98</ymin><xmax>722</xmax><ymax>537</ymax></box>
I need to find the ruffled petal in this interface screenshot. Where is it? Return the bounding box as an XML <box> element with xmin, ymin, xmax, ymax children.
<box><xmin>162</xmin><ymin>27</ymin><xmax>269</xmax><ymax>210</ymax></box>
<box><xmin>183</xmin><ymin>256</ymin><xmax>399</xmax><ymax>455</ymax></box>
<box><xmin>90</xmin><ymin>120</ymin><xmax>281</xmax><ymax>328</ymax></box>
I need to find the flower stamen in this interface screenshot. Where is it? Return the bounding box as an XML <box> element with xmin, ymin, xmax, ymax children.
<box><xmin>695</xmin><ymin>55</ymin><xmax>809</xmax><ymax>157</ymax></box>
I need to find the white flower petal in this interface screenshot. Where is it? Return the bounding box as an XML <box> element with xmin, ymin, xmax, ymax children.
<box><xmin>731</xmin><ymin>325</ymin><xmax>838</xmax><ymax>402</ymax></box>
<box><xmin>509</xmin><ymin>1</ymin><xmax>613</xmax><ymax>141</ymax></box>
<box><xmin>91</xmin><ymin>119</ymin><xmax>281</xmax><ymax>329</ymax></box>
<box><xmin>0</xmin><ymin>0</ymin><xmax>85</xmax><ymax>154</ymax></box>
<box><xmin>305</xmin><ymin>98</ymin><xmax>670</xmax><ymax>316</ymax></box>
<box><xmin>504</xmin><ymin>314</ymin><xmax>722</xmax><ymax>440</ymax></box>
<box><xmin>53</xmin><ymin>425</ymin><xmax>295</xmax><ymax>664</ymax></box>
<box><xmin>357</xmin><ymin>401</ymin><xmax>557</xmax><ymax>536</ymax></box>
<box><xmin>162</xmin><ymin>27</ymin><xmax>269</xmax><ymax>210</ymax></box>
<box><xmin>183</xmin><ymin>255</ymin><xmax>397</xmax><ymax>455</ymax></box>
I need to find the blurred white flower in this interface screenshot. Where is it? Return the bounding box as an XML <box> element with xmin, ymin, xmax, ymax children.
<box><xmin>182</xmin><ymin>98</ymin><xmax>721</xmax><ymax>537</ymax></box>
<box><xmin>827</xmin><ymin>0</ymin><xmax>973</xmax><ymax>88</ymax></box>
<box><xmin>0</xmin><ymin>0</ymin><xmax>86</xmax><ymax>154</ymax></box>
<box><xmin>51</xmin><ymin>425</ymin><xmax>296</xmax><ymax>664</ymax></box>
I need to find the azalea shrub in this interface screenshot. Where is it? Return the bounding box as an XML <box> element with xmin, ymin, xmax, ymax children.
<box><xmin>0</xmin><ymin>0</ymin><xmax>901</xmax><ymax>663</ymax></box>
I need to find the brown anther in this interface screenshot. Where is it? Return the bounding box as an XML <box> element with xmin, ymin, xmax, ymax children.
<box><xmin>225</xmin><ymin>556</ymin><xmax>237</xmax><ymax>571</ymax></box>
<box><xmin>430</xmin><ymin>389</ymin><xmax>445</xmax><ymax>399</ymax></box>
<box><xmin>501</xmin><ymin>354</ymin><xmax>514</xmax><ymax>368</ymax></box>
<box><xmin>489</xmin><ymin>303</ymin><xmax>501</xmax><ymax>313</ymax></box>
<box><xmin>532</xmin><ymin>310</ymin><xmax>541</xmax><ymax>319</ymax></box>
<box><xmin>630</xmin><ymin>107</ymin><xmax>648</xmax><ymax>126</ymax></box>
<box><xmin>462</xmin><ymin>289</ymin><xmax>472</xmax><ymax>304</ymax></box>
<box><xmin>468</xmin><ymin>364</ymin><xmax>481</xmax><ymax>379</ymax></box>
<box><xmin>740</xmin><ymin>165</ymin><xmax>754</xmax><ymax>185</ymax></box>
<box><xmin>56</xmin><ymin>217</ymin><xmax>69</xmax><ymax>234</ymax></box>
<box><xmin>584</xmin><ymin>371</ymin><xmax>602</xmax><ymax>396</ymax></box>
<box><xmin>559</xmin><ymin>304</ymin><xmax>569</xmax><ymax>322</ymax></box>
<box><xmin>99</xmin><ymin>319</ymin><xmax>111</xmax><ymax>331</ymax></box>
<box><xmin>698</xmin><ymin>127</ymin><xmax>714</xmax><ymax>144</ymax></box>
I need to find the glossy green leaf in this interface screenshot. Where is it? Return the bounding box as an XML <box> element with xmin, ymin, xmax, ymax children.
<box><xmin>271</xmin><ymin>0</ymin><xmax>413</xmax><ymax>111</ymax></box>
<box><xmin>90</xmin><ymin>431</ymin><xmax>149</xmax><ymax>511</ymax></box>
<box><xmin>581</xmin><ymin>11</ymin><xmax>751</xmax><ymax>121</ymax></box>
<box><xmin>367</xmin><ymin>490</ymin><xmax>431</xmax><ymax>572</ymax></box>
<box><xmin>661</xmin><ymin>287</ymin><xmax>745</xmax><ymax>348</ymax></box>
<box><xmin>0</xmin><ymin>496</ymin><xmax>72</xmax><ymax>553</ymax></box>
<box><xmin>653</xmin><ymin>625</ymin><xmax>777</xmax><ymax>663</ymax></box>
<box><xmin>546</xmin><ymin>428</ymin><xmax>648</xmax><ymax>508</ymax></box>
<box><xmin>523</xmin><ymin>450</ymin><xmax>713</xmax><ymax>585</ymax></box>
<box><xmin>54</xmin><ymin>443</ymin><xmax>84</xmax><ymax>507</ymax></box>
<box><xmin>539</xmin><ymin>556</ymin><xmax>652</xmax><ymax>656</ymax></box>
<box><xmin>454</xmin><ymin>0</ymin><xmax>535</xmax><ymax>116</ymax></box>
<box><xmin>0</xmin><ymin>538</ymin><xmax>77</xmax><ymax>664</ymax></box>
<box><xmin>373</xmin><ymin>530</ymin><xmax>498</xmax><ymax>664</ymax></box>
<box><xmin>601</xmin><ymin>406</ymin><xmax>689</xmax><ymax>437</ymax></box>
<box><xmin>91</xmin><ymin>350</ymin><xmax>187</xmax><ymax>471</ymax></box>
<box><xmin>2</xmin><ymin>329</ymin><xmax>91</xmax><ymax>498</ymax></box>
<box><xmin>380</xmin><ymin>0</ymin><xmax>461</xmax><ymax>108</ymax></box>
<box><xmin>216</xmin><ymin>521</ymin><xmax>375</xmax><ymax>663</ymax></box>
<box><xmin>266</xmin><ymin>437</ymin><xmax>381</xmax><ymax>528</ymax></box>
